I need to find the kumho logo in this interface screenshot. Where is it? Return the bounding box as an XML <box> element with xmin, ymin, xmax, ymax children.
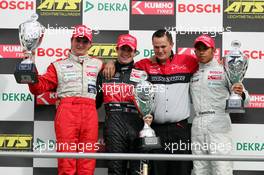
<box><xmin>132</xmin><ymin>1</ymin><xmax>174</xmax><ymax>15</ymax></box>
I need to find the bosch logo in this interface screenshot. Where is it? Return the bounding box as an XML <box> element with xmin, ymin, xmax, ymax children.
<box><xmin>224</xmin><ymin>50</ymin><xmax>264</xmax><ymax>59</ymax></box>
<box><xmin>37</xmin><ymin>48</ymin><xmax>70</xmax><ymax>57</ymax></box>
<box><xmin>244</xmin><ymin>50</ymin><xmax>264</xmax><ymax>59</ymax></box>
<box><xmin>178</xmin><ymin>4</ymin><xmax>221</xmax><ymax>13</ymax></box>
<box><xmin>0</xmin><ymin>0</ymin><xmax>34</xmax><ymax>10</ymax></box>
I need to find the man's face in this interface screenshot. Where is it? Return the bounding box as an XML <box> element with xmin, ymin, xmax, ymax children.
<box><xmin>152</xmin><ymin>35</ymin><xmax>173</xmax><ymax>63</ymax></box>
<box><xmin>71</xmin><ymin>37</ymin><xmax>91</xmax><ymax>56</ymax></box>
<box><xmin>195</xmin><ymin>42</ymin><xmax>215</xmax><ymax>64</ymax></box>
<box><xmin>116</xmin><ymin>45</ymin><xmax>135</xmax><ymax>64</ymax></box>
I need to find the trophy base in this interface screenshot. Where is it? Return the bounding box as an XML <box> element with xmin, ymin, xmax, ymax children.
<box><xmin>225</xmin><ymin>99</ymin><xmax>245</xmax><ymax>113</ymax></box>
<box><xmin>139</xmin><ymin>137</ymin><xmax>161</xmax><ymax>151</ymax></box>
<box><xmin>14</xmin><ymin>63</ymin><xmax>38</xmax><ymax>84</ymax></box>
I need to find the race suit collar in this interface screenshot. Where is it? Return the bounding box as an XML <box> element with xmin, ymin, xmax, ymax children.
<box><xmin>68</xmin><ymin>51</ymin><xmax>90</xmax><ymax>63</ymax></box>
<box><xmin>115</xmin><ymin>61</ymin><xmax>134</xmax><ymax>71</ymax></box>
<box><xmin>199</xmin><ymin>58</ymin><xmax>218</xmax><ymax>68</ymax></box>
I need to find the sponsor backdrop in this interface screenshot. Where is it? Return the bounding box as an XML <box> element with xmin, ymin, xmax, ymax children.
<box><xmin>0</xmin><ymin>0</ymin><xmax>264</xmax><ymax>174</ymax></box>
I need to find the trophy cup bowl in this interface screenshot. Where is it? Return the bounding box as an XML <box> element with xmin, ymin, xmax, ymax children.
<box><xmin>14</xmin><ymin>14</ymin><xmax>45</xmax><ymax>84</ymax></box>
<box><xmin>134</xmin><ymin>80</ymin><xmax>161</xmax><ymax>151</ymax></box>
<box><xmin>223</xmin><ymin>40</ymin><xmax>248</xmax><ymax>113</ymax></box>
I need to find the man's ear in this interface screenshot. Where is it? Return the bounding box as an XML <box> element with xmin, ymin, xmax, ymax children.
<box><xmin>213</xmin><ymin>48</ymin><xmax>216</xmax><ymax>53</ymax></box>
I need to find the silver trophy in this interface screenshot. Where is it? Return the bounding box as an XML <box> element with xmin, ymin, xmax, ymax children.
<box><xmin>134</xmin><ymin>80</ymin><xmax>161</xmax><ymax>150</ymax></box>
<box><xmin>14</xmin><ymin>14</ymin><xmax>45</xmax><ymax>84</ymax></box>
<box><xmin>223</xmin><ymin>40</ymin><xmax>248</xmax><ymax>113</ymax></box>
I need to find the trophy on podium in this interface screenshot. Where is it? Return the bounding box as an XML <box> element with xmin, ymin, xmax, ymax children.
<box><xmin>134</xmin><ymin>80</ymin><xmax>161</xmax><ymax>151</ymax></box>
<box><xmin>14</xmin><ymin>14</ymin><xmax>45</xmax><ymax>84</ymax></box>
<box><xmin>223</xmin><ymin>40</ymin><xmax>248</xmax><ymax>113</ymax></box>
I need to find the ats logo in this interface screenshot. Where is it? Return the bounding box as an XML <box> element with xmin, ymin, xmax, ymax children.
<box><xmin>0</xmin><ymin>134</ymin><xmax>32</xmax><ymax>150</ymax></box>
<box><xmin>225</xmin><ymin>0</ymin><xmax>264</xmax><ymax>19</ymax></box>
<box><xmin>0</xmin><ymin>0</ymin><xmax>34</xmax><ymax>10</ymax></box>
<box><xmin>248</xmin><ymin>94</ymin><xmax>264</xmax><ymax>108</ymax></box>
<box><xmin>132</xmin><ymin>1</ymin><xmax>174</xmax><ymax>15</ymax></box>
<box><xmin>88</xmin><ymin>44</ymin><xmax>117</xmax><ymax>59</ymax></box>
<box><xmin>88</xmin><ymin>44</ymin><xmax>140</xmax><ymax>59</ymax></box>
<box><xmin>37</xmin><ymin>0</ymin><xmax>81</xmax><ymax>16</ymax></box>
<box><xmin>177</xmin><ymin>3</ymin><xmax>221</xmax><ymax>13</ymax></box>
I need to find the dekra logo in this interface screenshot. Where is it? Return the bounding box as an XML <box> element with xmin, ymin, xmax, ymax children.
<box><xmin>225</xmin><ymin>0</ymin><xmax>264</xmax><ymax>13</ymax></box>
<box><xmin>237</xmin><ymin>142</ymin><xmax>264</xmax><ymax>151</ymax></box>
<box><xmin>85</xmin><ymin>1</ymin><xmax>128</xmax><ymax>12</ymax></box>
<box><xmin>1</xmin><ymin>93</ymin><xmax>33</xmax><ymax>102</ymax></box>
<box><xmin>38</xmin><ymin>0</ymin><xmax>81</xmax><ymax>11</ymax></box>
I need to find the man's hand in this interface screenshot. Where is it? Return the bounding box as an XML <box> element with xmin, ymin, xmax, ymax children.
<box><xmin>23</xmin><ymin>50</ymin><xmax>35</xmax><ymax>59</ymax></box>
<box><xmin>232</xmin><ymin>83</ymin><xmax>244</xmax><ymax>97</ymax></box>
<box><xmin>102</xmin><ymin>60</ymin><xmax>115</xmax><ymax>80</ymax></box>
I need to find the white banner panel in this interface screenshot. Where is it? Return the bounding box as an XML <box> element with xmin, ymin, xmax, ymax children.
<box><xmin>232</xmin><ymin>124</ymin><xmax>264</xmax><ymax>171</ymax></box>
<box><xmin>176</xmin><ymin>0</ymin><xmax>223</xmax><ymax>32</ymax></box>
<box><xmin>0</xmin><ymin>74</ymin><xmax>34</xmax><ymax>121</ymax></box>
<box><xmin>33</xmin><ymin>121</ymin><xmax>56</xmax><ymax>167</ymax></box>
<box><xmin>0</xmin><ymin>167</ymin><xmax>33</xmax><ymax>175</ymax></box>
<box><xmin>0</xmin><ymin>0</ymin><xmax>35</xmax><ymax>29</ymax></box>
<box><xmin>35</xmin><ymin>29</ymin><xmax>71</xmax><ymax>74</ymax></box>
<box><xmin>83</xmin><ymin>0</ymin><xmax>129</xmax><ymax>30</ymax></box>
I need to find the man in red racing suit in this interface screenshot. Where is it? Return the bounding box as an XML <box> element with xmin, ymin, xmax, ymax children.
<box><xmin>28</xmin><ymin>25</ymin><xmax>103</xmax><ymax>175</ymax></box>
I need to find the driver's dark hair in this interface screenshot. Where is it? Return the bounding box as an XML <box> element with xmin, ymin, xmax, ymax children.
<box><xmin>152</xmin><ymin>29</ymin><xmax>173</xmax><ymax>44</ymax></box>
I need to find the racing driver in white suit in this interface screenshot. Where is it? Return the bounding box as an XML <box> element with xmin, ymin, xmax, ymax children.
<box><xmin>190</xmin><ymin>35</ymin><xmax>250</xmax><ymax>175</ymax></box>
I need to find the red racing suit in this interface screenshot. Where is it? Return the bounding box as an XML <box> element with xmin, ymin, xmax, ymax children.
<box><xmin>29</xmin><ymin>52</ymin><xmax>103</xmax><ymax>175</ymax></box>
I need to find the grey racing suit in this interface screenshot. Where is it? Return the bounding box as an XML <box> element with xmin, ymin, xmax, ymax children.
<box><xmin>190</xmin><ymin>59</ymin><xmax>249</xmax><ymax>175</ymax></box>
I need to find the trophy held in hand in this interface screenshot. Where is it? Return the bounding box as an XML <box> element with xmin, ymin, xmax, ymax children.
<box><xmin>223</xmin><ymin>41</ymin><xmax>248</xmax><ymax>113</ymax></box>
<box><xmin>14</xmin><ymin>14</ymin><xmax>45</xmax><ymax>84</ymax></box>
<box><xmin>134</xmin><ymin>80</ymin><xmax>161</xmax><ymax>151</ymax></box>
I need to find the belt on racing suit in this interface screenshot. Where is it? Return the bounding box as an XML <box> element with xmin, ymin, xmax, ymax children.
<box><xmin>105</xmin><ymin>103</ymin><xmax>139</xmax><ymax>114</ymax></box>
<box><xmin>198</xmin><ymin>111</ymin><xmax>215</xmax><ymax>115</ymax></box>
<box><xmin>59</xmin><ymin>97</ymin><xmax>96</xmax><ymax>105</ymax></box>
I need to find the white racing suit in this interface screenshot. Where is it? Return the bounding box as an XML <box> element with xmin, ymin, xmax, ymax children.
<box><xmin>190</xmin><ymin>59</ymin><xmax>249</xmax><ymax>175</ymax></box>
